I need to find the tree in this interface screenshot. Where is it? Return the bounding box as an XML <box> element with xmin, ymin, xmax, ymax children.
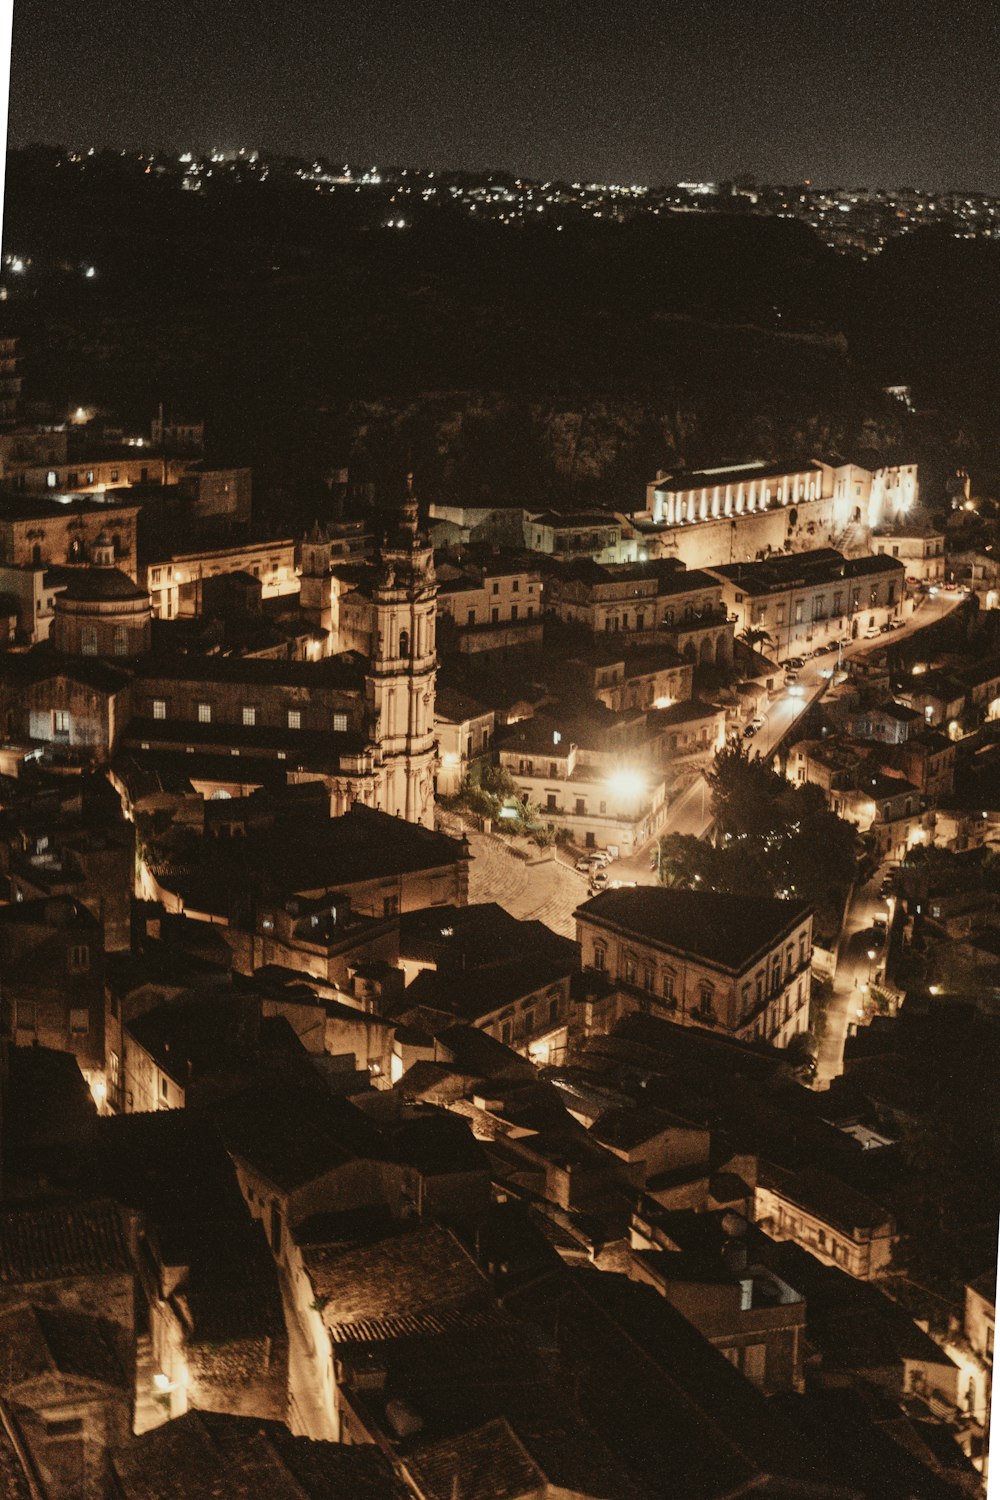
<box><xmin>655</xmin><ymin>744</ymin><xmax>859</xmax><ymax>925</ymax></box>
<box><xmin>737</xmin><ymin>626</ymin><xmax>774</xmax><ymax>655</ymax></box>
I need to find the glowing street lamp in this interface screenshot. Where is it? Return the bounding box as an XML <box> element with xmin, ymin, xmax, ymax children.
<box><xmin>607</xmin><ymin>768</ymin><xmax>644</xmax><ymax>801</ymax></box>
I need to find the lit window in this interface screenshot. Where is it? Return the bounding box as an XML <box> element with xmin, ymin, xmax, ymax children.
<box><xmin>52</xmin><ymin>709</ymin><xmax>70</xmax><ymax>735</ymax></box>
<box><xmin>46</xmin><ymin>470</ymin><xmax>57</xmax><ymax>488</ymax></box>
<box><xmin>242</xmin><ymin>706</ymin><xmax>256</xmax><ymax>726</ymax></box>
<box><xmin>333</xmin><ymin>712</ymin><xmax>347</xmax><ymax>732</ymax></box>
<box><xmin>287</xmin><ymin>709</ymin><xmax>301</xmax><ymax>730</ymax></box>
<box><xmin>152</xmin><ymin>699</ymin><xmax>166</xmax><ymax>720</ymax></box>
<box><xmin>198</xmin><ymin>702</ymin><xmax>211</xmax><ymax>723</ymax></box>
<box><xmin>69</xmin><ymin>1006</ymin><xmax>89</xmax><ymax>1031</ymax></box>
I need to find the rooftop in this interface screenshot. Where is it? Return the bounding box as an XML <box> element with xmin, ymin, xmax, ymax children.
<box><xmin>652</xmin><ymin>459</ymin><xmax>824</xmax><ymax>491</ymax></box>
<box><xmin>0</xmin><ymin>1198</ymin><xmax>133</xmax><ymax>1285</ymax></box>
<box><xmin>303</xmin><ymin>1222</ymin><xmax>488</xmax><ymax>1341</ymax></box>
<box><xmin>111</xmin><ymin>1410</ymin><xmax>411</xmax><ymax>1500</ymax></box>
<box><xmin>711</xmin><ymin>548</ymin><xmax>905</xmax><ymax>595</ymax></box>
<box><xmin>0</xmin><ymin>1300</ymin><xmax>129</xmax><ymax>1389</ymax></box>
<box><xmin>576</xmin><ymin>887</ymin><xmax>812</xmax><ymax>972</ymax></box>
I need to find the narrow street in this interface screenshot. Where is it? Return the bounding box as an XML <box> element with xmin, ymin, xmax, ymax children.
<box><xmin>816</xmin><ymin>868</ymin><xmax>894</xmax><ymax>1085</ymax></box>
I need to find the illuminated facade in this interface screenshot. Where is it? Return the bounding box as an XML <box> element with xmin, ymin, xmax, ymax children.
<box><xmin>637</xmin><ymin>458</ymin><xmax>919</xmax><ymax>570</ymax></box>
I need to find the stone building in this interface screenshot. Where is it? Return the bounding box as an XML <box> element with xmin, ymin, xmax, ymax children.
<box><xmin>0</xmin><ymin>495</ymin><xmax>140</xmax><ymax>577</ymax></box>
<box><xmin>635</xmin><ymin>457</ymin><xmax>919</xmax><ymax>570</ymax></box>
<box><xmin>547</xmin><ymin>558</ymin><xmax>735</xmax><ymax>669</ymax></box>
<box><xmin>0</xmin><ymin>895</ymin><xmax>106</xmax><ymax>1082</ymax></box>
<box><xmin>710</xmin><ymin>549</ymin><xmax>907</xmax><ymax>660</ymax></box>
<box><xmin>51</xmin><ymin>535</ymin><xmax>151</xmax><ymax>659</ymax></box>
<box><xmin>0</xmin><ymin>477</ymin><xmax>441</xmax><ymax>830</ymax></box>
<box><xmin>576</xmin><ymin>887</ymin><xmax>813</xmax><ymax>1048</ymax></box>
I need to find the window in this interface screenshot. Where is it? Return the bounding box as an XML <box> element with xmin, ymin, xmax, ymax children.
<box><xmin>491</xmin><ymin>607</ymin><xmax>499</xmax><ymax>624</ymax></box>
<box><xmin>198</xmin><ymin>702</ymin><xmax>212</xmax><ymax>724</ymax></box>
<box><xmin>512</xmin><ymin>578</ymin><xmax>519</xmax><ymax>592</ymax></box>
<box><xmin>382</xmin><ymin>895</ymin><xmax>399</xmax><ymax>918</ymax></box>
<box><xmin>510</xmin><ymin>604</ymin><xmax>518</xmax><ymax>621</ymax></box>
<box><xmin>110</xmin><ymin>468</ymin><xmax>119</xmax><ymax>483</ymax></box>
<box><xmin>623</xmin><ymin>955</ymin><xmax>637</xmax><ymax>985</ymax></box>
<box><xmin>287</xmin><ymin>709</ymin><xmax>301</xmax><ymax>729</ymax></box>
<box><xmin>549</xmin><ymin>996</ymin><xmax>560</xmax><ymax>1025</ymax></box>
<box><xmin>68</xmin><ymin>946</ymin><xmax>90</xmax><ymax>974</ymax></box>
<box><xmin>501</xmin><ymin>1020</ymin><xmax>512</xmax><ymax>1044</ymax></box>
<box><xmin>46</xmin><ymin>470</ymin><xmax>57</xmax><ymax>488</ymax></box>
<box><xmin>80</xmin><ymin>626</ymin><xmax>98</xmax><ymax>656</ymax></box>
<box><xmin>333</xmin><ymin>712</ymin><xmax>347</xmax><ymax>732</ymax></box>
<box><xmin>467</xmin><ymin>609</ymin><xmax>476</xmax><ymax>626</ymax></box>
<box><xmin>113</xmin><ymin>625</ymin><xmax>128</xmax><ymax>656</ymax></box>
<box><xmin>69</xmin><ymin>1007</ymin><xmax>89</xmax><ymax>1033</ymax></box>
<box><xmin>161</xmin><ymin>1076</ymin><xmax>168</xmax><ymax>1098</ymax></box>
<box><xmin>86</xmin><ymin>470</ymin><xmax>95</xmax><ymax>486</ymax></box>
<box><xmin>110</xmin><ymin>1051</ymin><xmax>120</xmax><ymax>1086</ymax></box>
<box><xmin>527</xmin><ymin>605</ymin><xmax>534</xmax><ymax>618</ymax></box>
<box><xmin>832</xmin><ymin>591</ymin><xmax>843</xmax><ymax>616</ymax></box>
<box><xmin>152</xmin><ymin>699</ymin><xmax>166</xmax><ymax>720</ymax></box>
<box><xmin>492</xmin><ymin>581</ymin><xmax>500</xmax><ymax>594</ymax></box>
<box><xmin>399</xmin><ymin>628</ymin><xmax>410</xmax><ymax>657</ymax></box>
<box><xmin>523</xmin><ymin>1006</ymin><xmax>535</xmax><ymax>1034</ymax></box>
<box><xmin>698</xmin><ymin>984</ymin><xmax>715</xmax><ymax>1016</ymax></box>
<box><xmin>45</xmin><ymin>1418</ymin><xmax>83</xmax><ymax>1438</ymax></box>
<box><xmin>51</xmin><ymin>708</ymin><xmax>70</xmax><ymax>737</ymax></box>
<box><xmin>242</xmin><ymin>706</ymin><xmax>256</xmax><ymax>726</ymax></box>
<box><xmin>663</xmin><ymin>972</ymin><xmax>675</xmax><ymax>1003</ymax></box>
<box><xmin>643</xmin><ymin>966</ymin><xmax>655</xmax><ymax>992</ymax></box>
<box><xmin>794</xmin><ymin>599</ymin><xmax>804</xmax><ymax>624</ymax></box>
<box><xmin>593</xmin><ymin>944</ymin><xmax>607</xmax><ymax>973</ymax></box>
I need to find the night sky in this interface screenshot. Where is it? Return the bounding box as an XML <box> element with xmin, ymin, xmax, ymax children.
<box><xmin>7</xmin><ymin>0</ymin><xmax>1000</xmax><ymax>190</ymax></box>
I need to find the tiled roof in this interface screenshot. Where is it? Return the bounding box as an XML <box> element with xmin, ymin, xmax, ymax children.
<box><xmin>111</xmin><ymin>1410</ymin><xmax>410</xmax><ymax>1500</ymax></box>
<box><xmin>0</xmin><ymin>1199</ymin><xmax>133</xmax><ymax>1285</ymax></box>
<box><xmin>576</xmin><ymin>887</ymin><xmax>812</xmax><ymax>972</ymax></box>
<box><xmin>0</xmin><ymin>1302</ymin><xmax>128</xmax><ymax>1389</ymax></box>
<box><xmin>303</xmin><ymin>1223</ymin><xmax>488</xmax><ymax>1338</ymax></box>
<box><xmin>402</xmin><ymin>1417</ymin><xmax>543</xmax><ymax>1500</ymax></box>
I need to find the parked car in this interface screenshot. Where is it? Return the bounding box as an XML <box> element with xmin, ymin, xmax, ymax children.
<box><xmin>743</xmin><ymin>723</ymin><xmax>758</xmax><ymax>738</ymax></box>
<box><xmin>784</xmin><ymin>671</ymin><xmax>799</xmax><ymax>684</ymax></box>
<box><xmin>591</xmin><ymin>851</ymin><xmax>613</xmax><ymax>868</ymax></box>
<box><xmin>863</xmin><ymin>627</ymin><xmax>881</xmax><ymax>640</ymax></box>
<box><xmin>576</xmin><ymin>857</ymin><xmax>596</xmax><ymax>873</ymax></box>
<box><xmin>589</xmin><ymin>870</ymin><xmax>609</xmax><ymax>892</ymax></box>
<box><xmin>785</xmin><ymin>657</ymin><xmax>805</xmax><ymax>670</ymax></box>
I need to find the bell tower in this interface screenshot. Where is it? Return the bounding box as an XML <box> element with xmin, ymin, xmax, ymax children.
<box><xmin>366</xmin><ymin>474</ymin><xmax>438</xmax><ymax>827</ymax></box>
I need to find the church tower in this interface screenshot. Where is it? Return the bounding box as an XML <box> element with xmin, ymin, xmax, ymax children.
<box><xmin>366</xmin><ymin>474</ymin><xmax>438</xmax><ymax>827</ymax></box>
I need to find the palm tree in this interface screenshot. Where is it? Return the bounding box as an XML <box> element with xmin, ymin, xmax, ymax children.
<box><xmin>738</xmin><ymin>626</ymin><xmax>773</xmax><ymax>654</ymax></box>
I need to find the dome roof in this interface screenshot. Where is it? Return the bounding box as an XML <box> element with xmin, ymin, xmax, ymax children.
<box><xmin>58</xmin><ymin>567</ymin><xmax>149</xmax><ymax>604</ymax></box>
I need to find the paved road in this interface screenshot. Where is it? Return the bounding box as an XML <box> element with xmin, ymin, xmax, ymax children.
<box><xmin>448</xmin><ymin>590</ymin><xmax>965</xmax><ymax>959</ymax></box>
<box><xmin>466</xmin><ymin>829</ymin><xmax>586</xmax><ymax>938</ymax></box>
<box><xmin>816</xmin><ymin>869</ymin><xmax>895</xmax><ymax>1085</ymax></box>
<box><xmin>602</xmin><ymin>589</ymin><xmax>964</xmax><ymax>890</ymax></box>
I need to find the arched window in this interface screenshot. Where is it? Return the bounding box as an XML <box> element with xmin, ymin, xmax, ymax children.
<box><xmin>399</xmin><ymin>628</ymin><xmax>410</xmax><ymax>659</ymax></box>
<box><xmin>31</xmin><ymin>543</ymin><xmax>41</xmax><ymax>565</ymax></box>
